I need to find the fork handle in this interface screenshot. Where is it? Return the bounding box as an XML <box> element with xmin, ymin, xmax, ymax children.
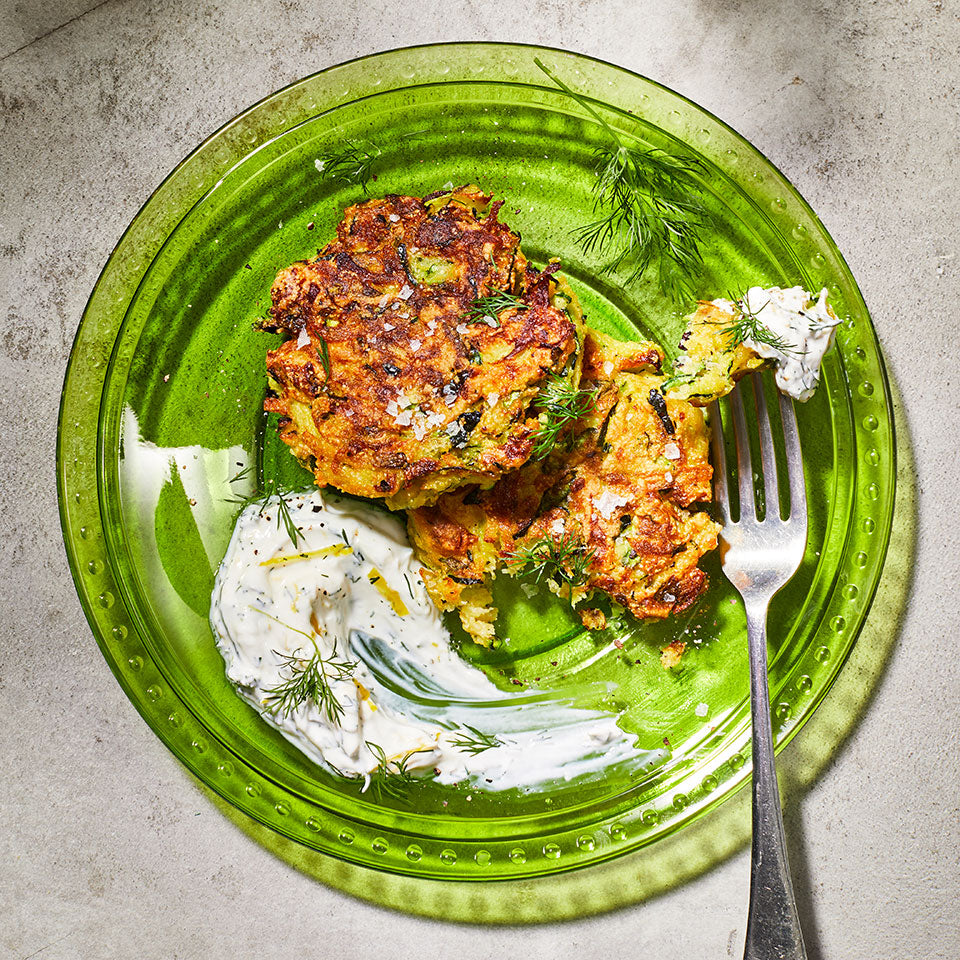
<box><xmin>743</xmin><ymin>601</ymin><xmax>807</xmax><ymax>960</ymax></box>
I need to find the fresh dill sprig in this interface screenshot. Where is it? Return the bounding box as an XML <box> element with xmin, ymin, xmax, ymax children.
<box><xmin>314</xmin><ymin>140</ymin><xmax>384</xmax><ymax>193</ymax></box>
<box><xmin>723</xmin><ymin>292</ymin><xmax>795</xmax><ymax>354</ymax></box>
<box><xmin>225</xmin><ymin>477</ymin><xmax>305</xmax><ymax>548</ymax></box>
<box><xmin>227</xmin><ymin>464</ymin><xmax>253</xmax><ymax>485</ymax></box>
<box><xmin>272</xmin><ymin>486</ymin><xmax>302</xmax><ymax>545</ymax></box>
<box><xmin>531</xmin><ymin>373</ymin><xmax>600</xmax><ymax>459</ymax></box>
<box><xmin>224</xmin><ymin>486</ymin><xmax>264</xmax><ymax>510</ymax></box>
<box><xmin>253</xmin><ymin>610</ymin><xmax>358</xmax><ymax>721</ymax></box>
<box><xmin>449</xmin><ymin>725</ymin><xmax>503</xmax><ymax>755</ymax></box>
<box><xmin>466</xmin><ymin>288</ymin><xmax>527</xmax><ymax>325</ymax></box>
<box><xmin>314</xmin><ymin>130</ymin><xmax>424</xmax><ymax>193</ymax></box>
<box><xmin>507</xmin><ymin>532</ymin><xmax>595</xmax><ymax>606</ymax></box>
<box><xmin>263</xmin><ymin>644</ymin><xmax>356</xmax><ymax>722</ymax></box>
<box><xmin>365</xmin><ymin>741</ymin><xmax>434</xmax><ymax>802</ymax></box>
<box><xmin>534</xmin><ymin>58</ymin><xmax>707</xmax><ymax>303</ymax></box>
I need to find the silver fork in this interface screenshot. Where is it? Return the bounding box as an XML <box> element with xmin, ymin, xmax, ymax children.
<box><xmin>710</xmin><ymin>375</ymin><xmax>808</xmax><ymax>960</ymax></box>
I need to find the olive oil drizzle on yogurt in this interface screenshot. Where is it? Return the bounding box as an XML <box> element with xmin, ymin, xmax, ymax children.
<box><xmin>210</xmin><ymin>490</ymin><xmax>658</xmax><ymax>793</ymax></box>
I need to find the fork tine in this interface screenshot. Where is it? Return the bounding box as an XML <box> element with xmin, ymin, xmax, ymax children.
<box><xmin>730</xmin><ymin>384</ymin><xmax>755</xmax><ymax>521</ymax></box>
<box><xmin>751</xmin><ymin>376</ymin><xmax>780</xmax><ymax>519</ymax></box>
<box><xmin>709</xmin><ymin>401</ymin><xmax>729</xmax><ymax>524</ymax></box>
<box><xmin>778</xmin><ymin>393</ymin><xmax>807</xmax><ymax>524</ymax></box>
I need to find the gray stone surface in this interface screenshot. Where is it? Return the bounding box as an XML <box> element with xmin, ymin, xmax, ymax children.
<box><xmin>0</xmin><ymin>0</ymin><xmax>106</xmax><ymax>58</ymax></box>
<box><xmin>1</xmin><ymin>0</ymin><xmax>958</xmax><ymax>957</ymax></box>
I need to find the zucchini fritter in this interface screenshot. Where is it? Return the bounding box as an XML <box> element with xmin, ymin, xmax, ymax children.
<box><xmin>662</xmin><ymin>299</ymin><xmax>764</xmax><ymax>405</ymax></box>
<box><xmin>408</xmin><ymin>330</ymin><xmax>720</xmax><ymax>647</ymax></box>
<box><xmin>264</xmin><ymin>186</ymin><xmax>583</xmax><ymax>509</ymax></box>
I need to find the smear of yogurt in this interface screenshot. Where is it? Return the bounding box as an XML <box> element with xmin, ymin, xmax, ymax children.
<box><xmin>713</xmin><ymin>286</ymin><xmax>840</xmax><ymax>401</ymax></box>
<box><xmin>210</xmin><ymin>490</ymin><xmax>661</xmax><ymax>792</ymax></box>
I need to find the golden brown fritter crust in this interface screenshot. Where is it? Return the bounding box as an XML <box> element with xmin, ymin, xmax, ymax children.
<box><xmin>408</xmin><ymin>329</ymin><xmax>720</xmax><ymax>646</ymax></box>
<box><xmin>408</xmin><ymin>331</ymin><xmax>719</xmax><ymax>643</ymax></box>
<box><xmin>406</xmin><ymin>332</ymin><xmax>636</xmax><ymax>596</ymax></box>
<box><xmin>511</xmin><ymin>365</ymin><xmax>718</xmax><ymax>622</ymax></box>
<box><xmin>406</xmin><ymin>462</ymin><xmax>557</xmax><ymax>646</ymax></box>
<box><xmin>264</xmin><ymin>186</ymin><xmax>582</xmax><ymax>509</ymax></box>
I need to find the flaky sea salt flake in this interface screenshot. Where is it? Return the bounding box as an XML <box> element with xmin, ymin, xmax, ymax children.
<box><xmin>594</xmin><ymin>490</ymin><xmax>630</xmax><ymax>519</ymax></box>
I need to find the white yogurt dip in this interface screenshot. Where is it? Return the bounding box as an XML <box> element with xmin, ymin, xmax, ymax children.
<box><xmin>713</xmin><ymin>286</ymin><xmax>840</xmax><ymax>401</ymax></box>
<box><xmin>210</xmin><ymin>490</ymin><xmax>658</xmax><ymax>792</ymax></box>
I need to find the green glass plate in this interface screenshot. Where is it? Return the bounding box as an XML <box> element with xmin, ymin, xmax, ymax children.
<box><xmin>58</xmin><ymin>43</ymin><xmax>894</xmax><ymax>894</ymax></box>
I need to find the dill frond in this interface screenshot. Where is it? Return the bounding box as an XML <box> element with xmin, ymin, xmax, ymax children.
<box><xmin>534</xmin><ymin>58</ymin><xmax>708</xmax><ymax>303</ymax></box>
<box><xmin>531</xmin><ymin>372</ymin><xmax>600</xmax><ymax>460</ymax></box>
<box><xmin>723</xmin><ymin>291</ymin><xmax>796</xmax><ymax>354</ymax></box>
<box><xmin>577</xmin><ymin>144</ymin><xmax>707</xmax><ymax>303</ymax></box>
<box><xmin>507</xmin><ymin>532</ymin><xmax>595</xmax><ymax>606</ymax></box>
<box><xmin>227</xmin><ymin>464</ymin><xmax>253</xmax><ymax>485</ymax></box>
<box><xmin>271</xmin><ymin>488</ymin><xmax>302</xmax><ymax>546</ymax></box>
<box><xmin>225</xmin><ymin>480</ymin><xmax>305</xmax><ymax>548</ymax></box>
<box><xmin>465</xmin><ymin>289</ymin><xmax>527</xmax><ymax>325</ymax></box>
<box><xmin>262</xmin><ymin>644</ymin><xmax>356</xmax><ymax>722</ymax></box>
<box><xmin>365</xmin><ymin>741</ymin><xmax>435</xmax><ymax>802</ymax></box>
<box><xmin>314</xmin><ymin>140</ymin><xmax>384</xmax><ymax>193</ymax></box>
<box><xmin>314</xmin><ymin>130</ymin><xmax>424</xmax><ymax>193</ymax></box>
<box><xmin>449</xmin><ymin>725</ymin><xmax>503</xmax><ymax>755</ymax></box>
<box><xmin>253</xmin><ymin>609</ymin><xmax>357</xmax><ymax>722</ymax></box>
<box><xmin>316</xmin><ymin>334</ymin><xmax>331</xmax><ymax>378</ymax></box>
